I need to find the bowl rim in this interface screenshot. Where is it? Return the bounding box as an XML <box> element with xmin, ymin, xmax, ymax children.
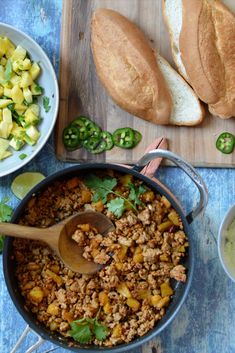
<box><xmin>218</xmin><ymin>203</ymin><xmax>235</xmax><ymax>283</ymax></box>
<box><xmin>0</xmin><ymin>22</ymin><xmax>59</xmax><ymax>178</ymax></box>
<box><xmin>3</xmin><ymin>163</ymin><xmax>194</xmax><ymax>352</ymax></box>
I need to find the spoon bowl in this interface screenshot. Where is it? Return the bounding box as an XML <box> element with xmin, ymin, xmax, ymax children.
<box><xmin>0</xmin><ymin>211</ymin><xmax>115</xmax><ymax>274</ymax></box>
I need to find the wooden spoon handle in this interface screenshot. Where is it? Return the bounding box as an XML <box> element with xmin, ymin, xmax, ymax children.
<box><xmin>0</xmin><ymin>222</ymin><xmax>51</xmax><ymax>242</ymax></box>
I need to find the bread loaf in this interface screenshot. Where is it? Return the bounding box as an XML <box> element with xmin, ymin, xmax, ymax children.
<box><xmin>163</xmin><ymin>0</ymin><xmax>235</xmax><ymax>119</ymax></box>
<box><xmin>91</xmin><ymin>8</ymin><xmax>172</xmax><ymax>125</ymax></box>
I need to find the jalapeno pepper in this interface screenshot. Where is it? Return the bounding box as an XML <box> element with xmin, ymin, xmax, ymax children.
<box><xmin>71</xmin><ymin>116</ymin><xmax>101</xmax><ymax>140</ymax></box>
<box><xmin>216</xmin><ymin>132</ymin><xmax>235</xmax><ymax>154</ymax></box>
<box><xmin>112</xmin><ymin>128</ymin><xmax>135</xmax><ymax>149</ymax></box>
<box><xmin>63</xmin><ymin>126</ymin><xmax>82</xmax><ymax>150</ymax></box>
<box><xmin>83</xmin><ymin>136</ymin><xmax>107</xmax><ymax>154</ymax></box>
<box><xmin>100</xmin><ymin>131</ymin><xmax>114</xmax><ymax>150</ymax></box>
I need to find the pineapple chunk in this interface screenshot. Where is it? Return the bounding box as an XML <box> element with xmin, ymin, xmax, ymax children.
<box><xmin>23</xmin><ymin>87</ymin><xmax>33</xmax><ymax>103</ymax></box>
<box><xmin>160</xmin><ymin>282</ymin><xmax>174</xmax><ymax>297</ymax></box>
<box><xmin>103</xmin><ymin>302</ymin><xmax>112</xmax><ymax>314</ymax></box>
<box><xmin>10</xmin><ymin>73</ymin><xmax>21</xmax><ymax>85</ymax></box>
<box><xmin>155</xmin><ymin>296</ymin><xmax>170</xmax><ymax>309</ymax></box>
<box><xmin>168</xmin><ymin>210</ymin><xmax>181</xmax><ymax>226</ymax></box>
<box><xmin>117</xmin><ymin>282</ymin><xmax>132</xmax><ymax>298</ymax></box>
<box><xmin>11</xmin><ymin>85</ymin><xmax>24</xmax><ymax>104</ymax></box>
<box><xmin>150</xmin><ymin>295</ymin><xmax>162</xmax><ymax>307</ymax></box>
<box><xmin>0</xmin><ymin>57</ymin><xmax>7</xmax><ymax>66</ymax></box>
<box><xmin>30</xmin><ymin>62</ymin><xmax>40</xmax><ymax>80</ymax></box>
<box><xmin>0</xmin><ymin>86</ymin><xmax>3</xmax><ymax>97</ymax></box>
<box><xmin>30</xmin><ymin>82</ymin><xmax>43</xmax><ymax>95</ymax></box>
<box><xmin>161</xmin><ymin>195</ymin><xmax>171</xmax><ymax>209</ymax></box>
<box><xmin>0</xmin><ymin>137</ymin><xmax>10</xmax><ymax>159</ymax></box>
<box><xmin>47</xmin><ymin>303</ymin><xmax>59</xmax><ymax>316</ymax></box>
<box><xmin>28</xmin><ymin>286</ymin><xmax>44</xmax><ymax>303</ymax></box>
<box><xmin>0</xmin><ymin>150</ymin><xmax>12</xmax><ymax>160</ymax></box>
<box><xmin>157</xmin><ymin>220</ymin><xmax>173</xmax><ymax>232</ymax></box>
<box><xmin>0</xmin><ymin>98</ymin><xmax>13</xmax><ymax>108</ymax></box>
<box><xmin>11</xmin><ymin>45</ymin><xmax>26</xmax><ymax>62</ymax></box>
<box><xmin>126</xmin><ymin>298</ymin><xmax>140</xmax><ymax>311</ymax></box>
<box><xmin>4</xmin><ymin>37</ymin><xmax>16</xmax><ymax>58</ymax></box>
<box><xmin>0</xmin><ymin>37</ymin><xmax>7</xmax><ymax>57</ymax></box>
<box><xmin>3</xmin><ymin>87</ymin><xmax>12</xmax><ymax>98</ymax></box>
<box><xmin>20</xmin><ymin>71</ymin><xmax>33</xmax><ymax>88</ymax></box>
<box><xmin>98</xmin><ymin>291</ymin><xmax>109</xmax><ymax>306</ymax></box>
<box><xmin>112</xmin><ymin>324</ymin><xmax>122</xmax><ymax>338</ymax></box>
<box><xmin>138</xmin><ymin>289</ymin><xmax>151</xmax><ymax>300</ymax></box>
<box><xmin>0</xmin><ymin>108</ymin><xmax>13</xmax><ymax>138</ymax></box>
<box><xmin>13</xmin><ymin>58</ymin><xmax>31</xmax><ymax>71</ymax></box>
<box><xmin>45</xmin><ymin>269</ymin><xmax>63</xmax><ymax>286</ymax></box>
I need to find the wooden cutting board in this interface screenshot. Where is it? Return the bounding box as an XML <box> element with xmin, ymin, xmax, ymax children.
<box><xmin>56</xmin><ymin>0</ymin><xmax>235</xmax><ymax>167</ymax></box>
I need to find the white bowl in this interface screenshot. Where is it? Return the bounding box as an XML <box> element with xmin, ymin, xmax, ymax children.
<box><xmin>0</xmin><ymin>23</ymin><xmax>59</xmax><ymax>177</ymax></box>
<box><xmin>218</xmin><ymin>204</ymin><xmax>235</xmax><ymax>282</ymax></box>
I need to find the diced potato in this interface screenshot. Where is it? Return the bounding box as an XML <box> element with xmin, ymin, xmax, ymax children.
<box><xmin>138</xmin><ymin>289</ymin><xmax>151</xmax><ymax>300</ymax></box>
<box><xmin>99</xmin><ymin>291</ymin><xmax>109</xmax><ymax>306</ymax></box>
<box><xmin>161</xmin><ymin>195</ymin><xmax>171</xmax><ymax>209</ymax></box>
<box><xmin>126</xmin><ymin>298</ymin><xmax>140</xmax><ymax>311</ymax></box>
<box><xmin>11</xmin><ymin>85</ymin><xmax>24</xmax><ymax>104</ymax></box>
<box><xmin>160</xmin><ymin>282</ymin><xmax>174</xmax><ymax>297</ymax></box>
<box><xmin>103</xmin><ymin>302</ymin><xmax>112</xmax><ymax>314</ymax></box>
<box><xmin>11</xmin><ymin>45</ymin><xmax>26</xmax><ymax>62</ymax></box>
<box><xmin>28</xmin><ymin>286</ymin><xmax>44</xmax><ymax>303</ymax></box>
<box><xmin>81</xmin><ymin>189</ymin><xmax>92</xmax><ymax>203</ymax></box>
<box><xmin>157</xmin><ymin>220</ymin><xmax>173</xmax><ymax>232</ymax></box>
<box><xmin>47</xmin><ymin>303</ymin><xmax>59</xmax><ymax>316</ymax></box>
<box><xmin>142</xmin><ymin>190</ymin><xmax>155</xmax><ymax>203</ymax></box>
<box><xmin>112</xmin><ymin>324</ymin><xmax>122</xmax><ymax>338</ymax></box>
<box><xmin>30</xmin><ymin>62</ymin><xmax>40</xmax><ymax>80</ymax></box>
<box><xmin>23</xmin><ymin>87</ymin><xmax>33</xmax><ymax>103</ymax></box>
<box><xmin>150</xmin><ymin>294</ymin><xmax>162</xmax><ymax>307</ymax></box>
<box><xmin>45</xmin><ymin>269</ymin><xmax>63</xmax><ymax>286</ymax></box>
<box><xmin>20</xmin><ymin>71</ymin><xmax>33</xmax><ymax>88</ymax></box>
<box><xmin>159</xmin><ymin>254</ymin><xmax>169</xmax><ymax>262</ymax></box>
<box><xmin>117</xmin><ymin>245</ymin><xmax>128</xmax><ymax>261</ymax></box>
<box><xmin>92</xmin><ymin>200</ymin><xmax>104</xmax><ymax>212</ymax></box>
<box><xmin>155</xmin><ymin>296</ymin><xmax>170</xmax><ymax>309</ymax></box>
<box><xmin>117</xmin><ymin>282</ymin><xmax>132</xmax><ymax>298</ymax></box>
<box><xmin>168</xmin><ymin>210</ymin><xmax>181</xmax><ymax>226</ymax></box>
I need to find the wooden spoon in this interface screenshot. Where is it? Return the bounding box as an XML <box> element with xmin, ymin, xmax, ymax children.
<box><xmin>0</xmin><ymin>211</ymin><xmax>115</xmax><ymax>274</ymax></box>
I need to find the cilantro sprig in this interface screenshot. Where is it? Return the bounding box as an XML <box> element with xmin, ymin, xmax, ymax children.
<box><xmin>68</xmin><ymin>314</ymin><xmax>109</xmax><ymax>343</ymax></box>
<box><xmin>84</xmin><ymin>174</ymin><xmax>146</xmax><ymax>218</ymax></box>
<box><xmin>0</xmin><ymin>197</ymin><xmax>13</xmax><ymax>252</ymax></box>
<box><xmin>43</xmin><ymin>96</ymin><xmax>51</xmax><ymax>112</ymax></box>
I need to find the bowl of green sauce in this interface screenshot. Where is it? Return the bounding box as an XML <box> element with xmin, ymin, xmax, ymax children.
<box><xmin>218</xmin><ymin>204</ymin><xmax>235</xmax><ymax>282</ymax></box>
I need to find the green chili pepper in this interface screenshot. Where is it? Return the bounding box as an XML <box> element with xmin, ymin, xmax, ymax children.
<box><xmin>71</xmin><ymin>116</ymin><xmax>101</xmax><ymax>140</ymax></box>
<box><xmin>112</xmin><ymin>127</ymin><xmax>135</xmax><ymax>149</ymax></box>
<box><xmin>63</xmin><ymin>126</ymin><xmax>82</xmax><ymax>150</ymax></box>
<box><xmin>216</xmin><ymin>132</ymin><xmax>235</xmax><ymax>154</ymax></box>
<box><xmin>83</xmin><ymin>136</ymin><xmax>107</xmax><ymax>154</ymax></box>
<box><xmin>100</xmin><ymin>131</ymin><xmax>114</xmax><ymax>150</ymax></box>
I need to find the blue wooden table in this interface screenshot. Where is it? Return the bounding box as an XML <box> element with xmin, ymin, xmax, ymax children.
<box><xmin>0</xmin><ymin>1</ymin><xmax>235</xmax><ymax>353</ymax></box>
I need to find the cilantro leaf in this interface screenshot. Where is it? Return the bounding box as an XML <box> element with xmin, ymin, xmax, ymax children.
<box><xmin>128</xmin><ymin>184</ymin><xmax>146</xmax><ymax>207</ymax></box>
<box><xmin>68</xmin><ymin>321</ymin><xmax>92</xmax><ymax>343</ymax></box>
<box><xmin>43</xmin><ymin>96</ymin><xmax>51</xmax><ymax>113</ymax></box>
<box><xmin>94</xmin><ymin>321</ymin><xmax>109</xmax><ymax>341</ymax></box>
<box><xmin>107</xmin><ymin>198</ymin><xmax>125</xmax><ymax>218</ymax></box>
<box><xmin>19</xmin><ymin>153</ymin><xmax>27</xmax><ymax>160</ymax></box>
<box><xmin>4</xmin><ymin>59</ymin><xmax>12</xmax><ymax>82</ymax></box>
<box><xmin>84</xmin><ymin>174</ymin><xmax>117</xmax><ymax>203</ymax></box>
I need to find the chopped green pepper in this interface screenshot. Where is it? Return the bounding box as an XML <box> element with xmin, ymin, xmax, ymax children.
<box><xmin>100</xmin><ymin>131</ymin><xmax>114</xmax><ymax>150</ymax></box>
<box><xmin>83</xmin><ymin>136</ymin><xmax>106</xmax><ymax>154</ymax></box>
<box><xmin>216</xmin><ymin>132</ymin><xmax>235</xmax><ymax>154</ymax></box>
<box><xmin>71</xmin><ymin>116</ymin><xmax>101</xmax><ymax>140</ymax></box>
<box><xmin>112</xmin><ymin>128</ymin><xmax>135</xmax><ymax>149</ymax></box>
<box><xmin>63</xmin><ymin>126</ymin><xmax>82</xmax><ymax>150</ymax></box>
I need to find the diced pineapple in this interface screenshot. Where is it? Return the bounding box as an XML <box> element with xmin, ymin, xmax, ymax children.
<box><xmin>150</xmin><ymin>295</ymin><xmax>162</xmax><ymax>307</ymax></box>
<box><xmin>126</xmin><ymin>298</ymin><xmax>140</xmax><ymax>311</ymax></box>
<box><xmin>13</xmin><ymin>58</ymin><xmax>31</xmax><ymax>71</ymax></box>
<box><xmin>0</xmin><ymin>57</ymin><xmax>7</xmax><ymax>66</ymax></box>
<box><xmin>115</xmin><ymin>262</ymin><xmax>123</xmax><ymax>271</ymax></box>
<box><xmin>11</xmin><ymin>85</ymin><xmax>24</xmax><ymax>104</ymax></box>
<box><xmin>30</xmin><ymin>82</ymin><xmax>43</xmax><ymax>95</ymax></box>
<box><xmin>0</xmin><ymin>149</ymin><xmax>12</xmax><ymax>160</ymax></box>
<box><xmin>28</xmin><ymin>286</ymin><xmax>44</xmax><ymax>303</ymax></box>
<box><xmin>45</xmin><ymin>269</ymin><xmax>63</xmax><ymax>286</ymax></box>
<box><xmin>119</xmin><ymin>174</ymin><xmax>133</xmax><ymax>187</ymax></box>
<box><xmin>11</xmin><ymin>45</ymin><xmax>26</xmax><ymax>62</ymax></box>
<box><xmin>157</xmin><ymin>220</ymin><xmax>173</xmax><ymax>232</ymax></box>
<box><xmin>3</xmin><ymin>87</ymin><xmax>12</xmax><ymax>98</ymax></box>
<box><xmin>30</xmin><ymin>62</ymin><xmax>40</xmax><ymax>80</ymax></box>
<box><xmin>103</xmin><ymin>302</ymin><xmax>112</xmax><ymax>314</ymax></box>
<box><xmin>47</xmin><ymin>303</ymin><xmax>59</xmax><ymax>316</ymax></box>
<box><xmin>92</xmin><ymin>200</ymin><xmax>104</xmax><ymax>212</ymax></box>
<box><xmin>160</xmin><ymin>282</ymin><xmax>174</xmax><ymax>297</ymax></box>
<box><xmin>112</xmin><ymin>324</ymin><xmax>122</xmax><ymax>338</ymax></box>
<box><xmin>0</xmin><ymin>109</ymin><xmax>2</xmax><ymax>121</ymax></box>
<box><xmin>117</xmin><ymin>245</ymin><xmax>128</xmax><ymax>261</ymax></box>
<box><xmin>142</xmin><ymin>190</ymin><xmax>155</xmax><ymax>203</ymax></box>
<box><xmin>9</xmin><ymin>136</ymin><xmax>24</xmax><ymax>151</ymax></box>
<box><xmin>23</xmin><ymin>87</ymin><xmax>33</xmax><ymax>103</ymax></box>
<box><xmin>0</xmin><ymin>86</ymin><xmax>3</xmax><ymax>97</ymax></box>
<box><xmin>20</xmin><ymin>71</ymin><xmax>33</xmax><ymax>88</ymax></box>
<box><xmin>98</xmin><ymin>291</ymin><xmax>109</xmax><ymax>306</ymax></box>
<box><xmin>133</xmin><ymin>252</ymin><xmax>144</xmax><ymax>263</ymax></box>
<box><xmin>0</xmin><ymin>137</ymin><xmax>10</xmax><ymax>159</ymax></box>
<box><xmin>155</xmin><ymin>296</ymin><xmax>170</xmax><ymax>309</ymax></box>
<box><xmin>0</xmin><ymin>37</ymin><xmax>7</xmax><ymax>57</ymax></box>
<box><xmin>159</xmin><ymin>254</ymin><xmax>169</xmax><ymax>262</ymax></box>
<box><xmin>0</xmin><ymin>98</ymin><xmax>13</xmax><ymax>108</ymax></box>
<box><xmin>81</xmin><ymin>189</ymin><xmax>92</xmax><ymax>203</ymax></box>
<box><xmin>4</xmin><ymin>37</ymin><xmax>16</xmax><ymax>58</ymax></box>
<box><xmin>10</xmin><ymin>73</ymin><xmax>21</xmax><ymax>85</ymax></box>
<box><xmin>11</xmin><ymin>123</ymin><xmax>25</xmax><ymax>139</ymax></box>
<box><xmin>0</xmin><ymin>108</ymin><xmax>12</xmax><ymax>138</ymax></box>
<box><xmin>137</xmin><ymin>289</ymin><xmax>151</xmax><ymax>300</ymax></box>
<box><xmin>161</xmin><ymin>195</ymin><xmax>171</xmax><ymax>209</ymax></box>
<box><xmin>117</xmin><ymin>282</ymin><xmax>132</xmax><ymax>298</ymax></box>
<box><xmin>14</xmin><ymin>103</ymin><xmax>27</xmax><ymax>115</ymax></box>
<box><xmin>168</xmin><ymin>210</ymin><xmax>181</xmax><ymax>226</ymax></box>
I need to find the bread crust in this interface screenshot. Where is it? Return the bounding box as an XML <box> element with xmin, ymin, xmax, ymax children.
<box><xmin>179</xmin><ymin>0</ymin><xmax>235</xmax><ymax>119</ymax></box>
<box><xmin>91</xmin><ymin>8</ymin><xmax>172</xmax><ymax>125</ymax></box>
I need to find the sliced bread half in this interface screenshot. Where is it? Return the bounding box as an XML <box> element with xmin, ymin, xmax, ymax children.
<box><xmin>162</xmin><ymin>0</ymin><xmax>188</xmax><ymax>81</ymax></box>
<box><xmin>156</xmin><ymin>54</ymin><xmax>204</xmax><ymax>126</ymax></box>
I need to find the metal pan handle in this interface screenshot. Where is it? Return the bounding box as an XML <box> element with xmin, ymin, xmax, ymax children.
<box><xmin>133</xmin><ymin>149</ymin><xmax>208</xmax><ymax>224</ymax></box>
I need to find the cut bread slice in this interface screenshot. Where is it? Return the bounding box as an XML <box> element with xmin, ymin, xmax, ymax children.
<box><xmin>156</xmin><ymin>54</ymin><xmax>204</xmax><ymax>126</ymax></box>
<box><xmin>162</xmin><ymin>0</ymin><xmax>188</xmax><ymax>81</ymax></box>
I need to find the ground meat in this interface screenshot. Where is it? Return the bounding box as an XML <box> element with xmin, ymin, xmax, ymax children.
<box><xmin>13</xmin><ymin>171</ymin><xmax>188</xmax><ymax>347</ymax></box>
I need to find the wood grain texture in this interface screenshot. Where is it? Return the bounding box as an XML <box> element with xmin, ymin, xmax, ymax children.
<box><xmin>56</xmin><ymin>0</ymin><xmax>235</xmax><ymax>167</ymax></box>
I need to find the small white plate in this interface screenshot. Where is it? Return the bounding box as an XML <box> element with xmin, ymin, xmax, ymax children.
<box><xmin>0</xmin><ymin>22</ymin><xmax>59</xmax><ymax>177</ymax></box>
<box><xmin>218</xmin><ymin>204</ymin><xmax>235</xmax><ymax>282</ymax></box>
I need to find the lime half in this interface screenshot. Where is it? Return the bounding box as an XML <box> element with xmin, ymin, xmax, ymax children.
<box><xmin>11</xmin><ymin>172</ymin><xmax>46</xmax><ymax>200</ymax></box>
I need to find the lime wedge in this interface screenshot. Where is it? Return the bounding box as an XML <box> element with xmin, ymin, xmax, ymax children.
<box><xmin>11</xmin><ymin>172</ymin><xmax>45</xmax><ymax>199</ymax></box>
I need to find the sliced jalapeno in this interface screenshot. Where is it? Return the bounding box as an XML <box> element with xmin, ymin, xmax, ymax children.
<box><xmin>83</xmin><ymin>136</ymin><xmax>106</xmax><ymax>154</ymax></box>
<box><xmin>216</xmin><ymin>132</ymin><xmax>235</xmax><ymax>154</ymax></box>
<box><xmin>63</xmin><ymin>126</ymin><xmax>82</xmax><ymax>150</ymax></box>
<box><xmin>101</xmin><ymin>131</ymin><xmax>114</xmax><ymax>150</ymax></box>
<box><xmin>113</xmin><ymin>128</ymin><xmax>135</xmax><ymax>149</ymax></box>
<box><xmin>71</xmin><ymin>116</ymin><xmax>101</xmax><ymax>140</ymax></box>
<box><xmin>133</xmin><ymin>130</ymin><xmax>142</xmax><ymax>147</ymax></box>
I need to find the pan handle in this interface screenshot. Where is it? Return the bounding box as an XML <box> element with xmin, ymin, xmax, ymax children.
<box><xmin>133</xmin><ymin>149</ymin><xmax>208</xmax><ymax>224</ymax></box>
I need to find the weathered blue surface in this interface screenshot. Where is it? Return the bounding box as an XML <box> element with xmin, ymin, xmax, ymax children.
<box><xmin>0</xmin><ymin>1</ymin><xmax>235</xmax><ymax>353</ymax></box>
